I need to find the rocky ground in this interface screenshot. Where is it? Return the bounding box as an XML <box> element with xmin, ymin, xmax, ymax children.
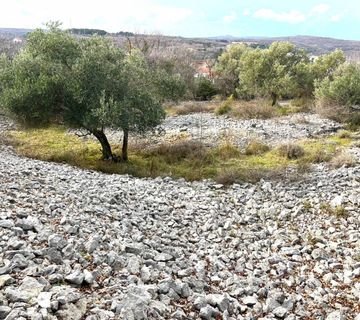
<box><xmin>0</xmin><ymin>114</ymin><xmax>360</xmax><ymax>320</ymax></box>
<box><xmin>100</xmin><ymin>113</ymin><xmax>343</xmax><ymax>147</ymax></box>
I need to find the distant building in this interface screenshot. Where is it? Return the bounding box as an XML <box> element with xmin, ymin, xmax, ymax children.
<box><xmin>194</xmin><ymin>60</ymin><xmax>215</xmax><ymax>78</ymax></box>
<box><xmin>12</xmin><ymin>37</ymin><xmax>23</xmax><ymax>44</ymax></box>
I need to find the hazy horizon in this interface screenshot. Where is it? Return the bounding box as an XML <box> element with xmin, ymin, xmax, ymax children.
<box><xmin>1</xmin><ymin>0</ymin><xmax>360</xmax><ymax>40</ymax></box>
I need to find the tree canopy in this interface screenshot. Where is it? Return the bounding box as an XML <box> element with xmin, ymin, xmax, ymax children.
<box><xmin>214</xmin><ymin>41</ymin><xmax>347</xmax><ymax>105</ymax></box>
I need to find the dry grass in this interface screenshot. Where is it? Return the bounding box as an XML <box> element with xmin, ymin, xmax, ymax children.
<box><xmin>320</xmin><ymin>202</ymin><xmax>349</xmax><ymax>218</ymax></box>
<box><xmin>165</xmin><ymin>101</ymin><xmax>217</xmax><ymax>116</ymax></box>
<box><xmin>314</xmin><ymin>100</ymin><xmax>351</xmax><ymax>123</ymax></box>
<box><xmin>290</xmin><ymin>97</ymin><xmax>314</xmax><ymax>112</ymax></box>
<box><xmin>330</xmin><ymin>152</ymin><xmax>356</xmax><ymax>168</ymax></box>
<box><xmin>230</xmin><ymin>99</ymin><xmax>276</xmax><ymax>119</ymax></box>
<box><xmin>215</xmin><ymin>167</ymin><xmax>285</xmax><ymax>185</ymax></box>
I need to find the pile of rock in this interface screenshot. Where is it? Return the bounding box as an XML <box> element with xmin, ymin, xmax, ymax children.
<box><xmin>0</xmin><ymin>116</ymin><xmax>359</xmax><ymax>319</ymax></box>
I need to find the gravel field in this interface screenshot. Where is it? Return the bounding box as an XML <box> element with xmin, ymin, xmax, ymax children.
<box><xmin>0</xmin><ymin>115</ymin><xmax>359</xmax><ymax>320</ymax></box>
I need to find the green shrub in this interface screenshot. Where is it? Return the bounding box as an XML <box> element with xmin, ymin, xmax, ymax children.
<box><xmin>215</xmin><ymin>95</ymin><xmax>234</xmax><ymax>115</ymax></box>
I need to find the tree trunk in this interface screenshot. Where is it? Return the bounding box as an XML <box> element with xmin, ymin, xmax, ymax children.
<box><xmin>91</xmin><ymin>129</ymin><xmax>114</xmax><ymax>160</ymax></box>
<box><xmin>122</xmin><ymin>129</ymin><xmax>129</xmax><ymax>162</ymax></box>
<box><xmin>271</xmin><ymin>92</ymin><xmax>278</xmax><ymax>106</ymax></box>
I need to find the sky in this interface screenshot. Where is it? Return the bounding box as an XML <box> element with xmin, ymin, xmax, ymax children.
<box><xmin>1</xmin><ymin>0</ymin><xmax>360</xmax><ymax>40</ymax></box>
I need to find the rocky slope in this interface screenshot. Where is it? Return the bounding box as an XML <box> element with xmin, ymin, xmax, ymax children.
<box><xmin>0</xmin><ymin>115</ymin><xmax>359</xmax><ymax>320</ymax></box>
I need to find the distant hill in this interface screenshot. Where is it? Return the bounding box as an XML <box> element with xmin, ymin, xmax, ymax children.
<box><xmin>0</xmin><ymin>28</ymin><xmax>32</xmax><ymax>37</ymax></box>
<box><xmin>208</xmin><ymin>35</ymin><xmax>360</xmax><ymax>60</ymax></box>
<box><xmin>1</xmin><ymin>27</ymin><xmax>360</xmax><ymax>61</ymax></box>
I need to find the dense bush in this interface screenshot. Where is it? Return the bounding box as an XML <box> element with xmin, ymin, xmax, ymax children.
<box><xmin>315</xmin><ymin>63</ymin><xmax>360</xmax><ymax>122</ymax></box>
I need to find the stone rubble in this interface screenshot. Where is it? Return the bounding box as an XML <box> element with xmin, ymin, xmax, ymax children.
<box><xmin>0</xmin><ymin>115</ymin><xmax>359</xmax><ymax>319</ymax></box>
<box><xmin>99</xmin><ymin>112</ymin><xmax>343</xmax><ymax>147</ymax></box>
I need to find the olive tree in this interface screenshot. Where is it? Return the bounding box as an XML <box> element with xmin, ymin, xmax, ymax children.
<box><xmin>214</xmin><ymin>43</ymin><xmax>248</xmax><ymax>97</ymax></box>
<box><xmin>0</xmin><ymin>23</ymin><xmax>182</xmax><ymax>161</ymax></box>
<box><xmin>238</xmin><ymin>42</ymin><xmax>309</xmax><ymax>105</ymax></box>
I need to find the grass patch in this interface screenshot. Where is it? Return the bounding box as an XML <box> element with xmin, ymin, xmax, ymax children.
<box><xmin>6</xmin><ymin>126</ymin><xmax>355</xmax><ymax>185</ymax></box>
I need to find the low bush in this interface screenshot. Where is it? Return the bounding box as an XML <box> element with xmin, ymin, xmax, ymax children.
<box><xmin>278</xmin><ymin>143</ymin><xmax>305</xmax><ymax>159</ymax></box>
<box><xmin>314</xmin><ymin>101</ymin><xmax>351</xmax><ymax>123</ymax></box>
<box><xmin>347</xmin><ymin>112</ymin><xmax>360</xmax><ymax>130</ymax></box>
<box><xmin>194</xmin><ymin>77</ymin><xmax>218</xmax><ymax>101</ymax></box>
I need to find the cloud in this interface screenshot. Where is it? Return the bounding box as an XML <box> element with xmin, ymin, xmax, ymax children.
<box><xmin>223</xmin><ymin>11</ymin><xmax>237</xmax><ymax>24</ymax></box>
<box><xmin>253</xmin><ymin>3</ymin><xmax>335</xmax><ymax>24</ymax></box>
<box><xmin>243</xmin><ymin>9</ymin><xmax>251</xmax><ymax>17</ymax></box>
<box><xmin>310</xmin><ymin>3</ymin><xmax>330</xmax><ymax>15</ymax></box>
<box><xmin>253</xmin><ymin>9</ymin><xmax>306</xmax><ymax>24</ymax></box>
<box><xmin>0</xmin><ymin>0</ymin><xmax>193</xmax><ymax>33</ymax></box>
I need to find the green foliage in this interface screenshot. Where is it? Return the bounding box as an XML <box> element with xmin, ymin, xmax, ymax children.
<box><xmin>237</xmin><ymin>42</ymin><xmax>309</xmax><ymax>104</ymax></box>
<box><xmin>315</xmin><ymin>63</ymin><xmax>360</xmax><ymax>108</ymax></box>
<box><xmin>214</xmin><ymin>44</ymin><xmax>248</xmax><ymax>96</ymax></box>
<box><xmin>214</xmin><ymin>41</ymin><xmax>347</xmax><ymax>105</ymax></box>
<box><xmin>315</xmin><ymin>63</ymin><xmax>360</xmax><ymax>123</ymax></box>
<box><xmin>194</xmin><ymin>76</ymin><xmax>217</xmax><ymax>101</ymax></box>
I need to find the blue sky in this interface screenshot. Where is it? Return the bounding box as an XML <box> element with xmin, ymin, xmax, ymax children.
<box><xmin>1</xmin><ymin>0</ymin><xmax>359</xmax><ymax>40</ymax></box>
